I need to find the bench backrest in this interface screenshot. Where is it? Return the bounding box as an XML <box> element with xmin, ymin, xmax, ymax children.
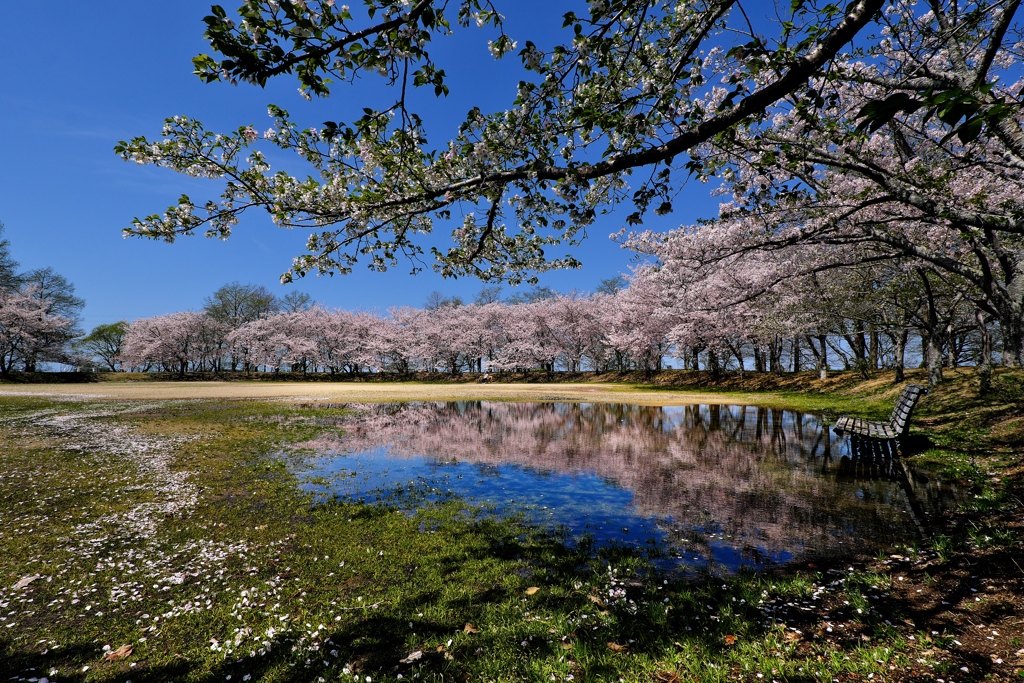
<box><xmin>888</xmin><ymin>384</ymin><xmax>926</xmax><ymax>435</ymax></box>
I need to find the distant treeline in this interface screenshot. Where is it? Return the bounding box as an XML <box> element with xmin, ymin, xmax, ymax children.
<box><xmin>115</xmin><ymin>280</ymin><xmax>1011</xmax><ymax>389</ymax></box>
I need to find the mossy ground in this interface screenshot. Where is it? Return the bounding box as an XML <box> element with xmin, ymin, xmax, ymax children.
<box><xmin>1</xmin><ymin>370</ymin><xmax>1021</xmax><ymax>682</ymax></box>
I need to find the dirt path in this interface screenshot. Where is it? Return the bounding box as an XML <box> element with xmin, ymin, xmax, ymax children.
<box><xmin>0</xmin><ymin>381</ymin><xmax>769</xmax><ymax>406</ymax></box>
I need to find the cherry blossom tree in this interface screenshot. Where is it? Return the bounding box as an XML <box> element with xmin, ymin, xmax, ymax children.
<box><xmin>121</xmin><ymin>312</ymin><xmax>225</xmax><ymax>376</ymax></box>
<box><xmin>378</xmin><ymin>307</ymin><xmax>419</xmax><ymax>375</ymax></box>
<box><xmin>290</xmin><ymin>307</ymin><xmax>375</xmax><ymax>375</ymax></box>
<box><xmin>541</xmin><ymin>293</ymin><xmax>603</xmax><ymax>372</ymax></box>
<box><xmin>14</xmin><ymin>267</ymin><xmax>85</xmax><ymax>372</ymax></box>
<box><xmin>623</xmin><ymin>0</ymin><xmax>1024</xmax><ymax>381</ymax></box>
<box><xmin>402</xmin><ymin>304</ymin><xmax>485</xmax><ymax>373</ymax></box>
<box><xmin>117</xmin><ymin>0</ymin><xmax>885</xmax><ymax>284</ymax></box>
<box><xmin>488</xmin><ymin>303</ymin><xmax>538</xmax><ymax>372</ymax></box>
<box><xmin>0</xmin><ymin>225</ymin><xmax>85</xmax><ymax>374</ymax></box>
<box><xmin>0</xmin><ymin>287</ymin><xmax>76</xmax><ymax>377</ymax></box>
<box><xmin>679</xmin><ymin>0</ymin><xmax>1024</xmax><ymax>369</ymax></box>
<box><xmin>226</xmin><ymin>315</ymin><xmax>290</xmax><ymax>372</ymax></box>
<box><xmin>601</xmin><ymin>269</ymin><xmax>675</xmax><ymax>373</ymax></box>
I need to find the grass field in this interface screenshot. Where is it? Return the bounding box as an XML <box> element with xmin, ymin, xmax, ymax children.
<box><xmin>1</xmin><ymin>370</ymin><xmax>1021</xmax><ymax>682</ymax></box>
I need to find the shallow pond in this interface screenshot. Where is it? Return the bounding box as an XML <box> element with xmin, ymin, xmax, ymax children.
<box><xmin>297</xmin><ymin>401</ymin><xmax>962</xmax><ymax>572</ymax></box>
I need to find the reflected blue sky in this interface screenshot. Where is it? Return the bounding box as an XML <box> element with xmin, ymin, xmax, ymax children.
<box><xmin>297</xmin><ymin>402</ymin><xmax>961</xmax><ymax>572</ymax></box>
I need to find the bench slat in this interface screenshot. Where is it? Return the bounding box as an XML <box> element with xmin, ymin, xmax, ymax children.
<box><xmin>834</xmin><ymin>384</ymin><xmax>926</xmax><ymax>443</ymax></box>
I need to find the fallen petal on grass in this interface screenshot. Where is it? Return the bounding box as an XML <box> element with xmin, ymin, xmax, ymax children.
<box><xmin>13</xmin><ymin>575</ymin><xmax>41</xmax><ymax>589</ymax></box>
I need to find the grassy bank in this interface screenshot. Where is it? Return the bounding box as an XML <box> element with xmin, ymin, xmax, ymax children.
<box><xmin>1</xmin><ymin>372</ymin><xmax>1021</xmax><ymax>682</ymax></box>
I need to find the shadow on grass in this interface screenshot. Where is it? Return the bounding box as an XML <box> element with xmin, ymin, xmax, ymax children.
<box><xmin>4</xmin><ymin>497</ymin><xmax>1017</xmax><ymax>683</ymax></box>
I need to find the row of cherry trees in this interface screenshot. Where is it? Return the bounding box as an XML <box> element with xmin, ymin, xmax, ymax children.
<box><xmin>118</xmin><ymin>268</ymin><xmax>1008</xmax><ymax>382</ymax></box>
<box><xmin>119</xmin><ymin>291</ymin><xmax>671</xmax><ymax>377</ymax></box>
<box><xmin>624</xmin><ymin>0</ymin><xmax>1024</xmax><ymax>392</ymax></box>
<box><xmin>625</xmin><ymin>259</ymin><xmax>1009</xmax><ymax>388</ymax></box>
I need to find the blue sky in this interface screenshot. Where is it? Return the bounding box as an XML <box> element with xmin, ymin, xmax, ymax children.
<box><xmin>0</xmin><ymin>2</ymin><xmax>723</xmax><ymax>330</ymax></box>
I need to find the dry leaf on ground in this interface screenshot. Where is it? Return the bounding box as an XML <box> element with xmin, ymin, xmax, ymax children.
<box><xmin>525</xmin><ymin>586</ymin><xmax>539</xmax><ymax>596</ymax></box>
<box><xmin>103</xmin><ymin>645</ymin><xmax>133</xmax><ymax>661</ymax></box>
<box><xmin>724</xmin><ymin>634</ymin><xmax>737</xmax><ymax>646</ymax></box>
<box><xmin>655</xmin><ymin>671</ymin><xmax>682</xmax><ymax>683</ymax></box>
<box><xmin>463</xmin><ymin>623</ymin><xmax>479</xmax><ymax>634</ymax></box>
<box><xmin>607</xmin><ymin>642</ymin><xmax>629</xmax><ymax>653</ymax></box>
<box><xmin>399</xmin><ymin>650</ymin><xmax>423</xmax><ymax>664</ymax></box>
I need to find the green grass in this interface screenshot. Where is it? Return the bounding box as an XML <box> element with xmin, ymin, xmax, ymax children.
<box><xmin>0</xmin><ymin>384</ymin><xmax>1017</xmax><ymax>682</ymax></box>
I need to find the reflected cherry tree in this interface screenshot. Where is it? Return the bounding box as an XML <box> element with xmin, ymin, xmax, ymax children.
<box><xmin>297</xmin><ymin>402</ymin><xmax>961</xmax><ymax>569</ymax></box>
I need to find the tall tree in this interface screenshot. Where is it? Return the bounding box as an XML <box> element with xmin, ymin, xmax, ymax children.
<box><xmin>423</xmin><ymin>291</ymin><xmax>463</xmax><ymax>310</ymax></box>
<box><xmin>473</xmin><ymin>285</ymin><xmax>503</xmax><ymax>305</ymax></box>
<box><xmin>77</xmin><ymin>321</ymin><xmax>129</xmax><ymax>371</ymax></box>
<box><xmin>21</xmin><ymin>267</ymin><xmax>85</xmax><ymax>322</ymax></box>
<box><xmin>19</xmin><ymin>267</ymin><xmax>85</xmax><ymax>372</ymax></box>
<box><xmin>280</xmin><ymin>290</ymin><xmax>314</xmax><ymax>313</ymax></box>
<box><xmin>0</xmin><ymin>288</ymin><xmax>76</xmax><ymax>377</ymax></box>
<box><xmin>204</xmin><ymin>282</ymin><xmax>280</xmax><ymax>326</ymax></box>
<box><xmin>0</xmin><ymin>222</ymin><xmax>22</xmax><ymax>292</ymax></box>
<box><xmin>595</xmin><ymin>276</ymin><xmax>627</xmax><ymax>296</ymax></box>
<box><xmin>505</xmin><ymin>286</ymin><xmax>556</xmax><ymax>304</ymax></box>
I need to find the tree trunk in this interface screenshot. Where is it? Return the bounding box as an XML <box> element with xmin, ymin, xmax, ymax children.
<box><xmin>708</xmin><ymin>349</ymin><xmax>721</xmax><ymax>381</ymax></box>
<box><xmin>806</xmin><ymin>339</ymin><xmax>823</xmax><ymax>379</ymax></box>
<box><xmin>977</xmin><ymin>310</ymin><xmax>993</xmax><ymax>396</ymax></box>
<box><xmin>727</xmin><ymin>341</ymin><xmax>745</xmax><ymax>380</ymax></box>
<box><xmin>926</xmin><ymin>332</ymin><xmax>944</xmax><ymax>387</ymax></box>
<box><xmin>891</xmin><ymin>329</ymin><xmax>908</xmax><ymax>384</ymax></box>
<box><xmin>945</xmin><ymin>321</ymin><xmax>958</xmax><ymax>369</ymax></box>
<box><xmin>819</xmin><ymin>335</ymin><xmax>827</xmax><ymax>382</ymax></box>
<box><xmin>868</xmin><ymin>328</ymin><xmax>880</xmax><ymax>370</ymax></box>
<box><xmin>999</xmin><ymin>312</ymin><xmax>1024</xmax><ymax>369</ymax></box>
<box><xmin>770</xmin><ymin>337</ymin><xmax>783</xmax><ymax>376</ymax></box>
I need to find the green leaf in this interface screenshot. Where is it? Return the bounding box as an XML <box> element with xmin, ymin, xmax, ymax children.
<box><xmin>854</xmin><ymin>92</ymin><xmax>921</xmax><ymax>133</ymax></box>
<box><xmin>956</xmin><ymin>117</ymin><xmax>984</xmax><ymax>144</ymax></box>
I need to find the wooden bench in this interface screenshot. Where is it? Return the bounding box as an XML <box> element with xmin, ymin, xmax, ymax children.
<box><xmin>833</xmin><ymin>384</ymin><xmax>927</xmax><ymax>440</ymax></box>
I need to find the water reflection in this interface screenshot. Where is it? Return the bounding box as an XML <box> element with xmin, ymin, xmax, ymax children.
<box><xmin>298</xmin><ymin>402</ymin><xmax>961</xmax><ymax>572</ymax></box>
